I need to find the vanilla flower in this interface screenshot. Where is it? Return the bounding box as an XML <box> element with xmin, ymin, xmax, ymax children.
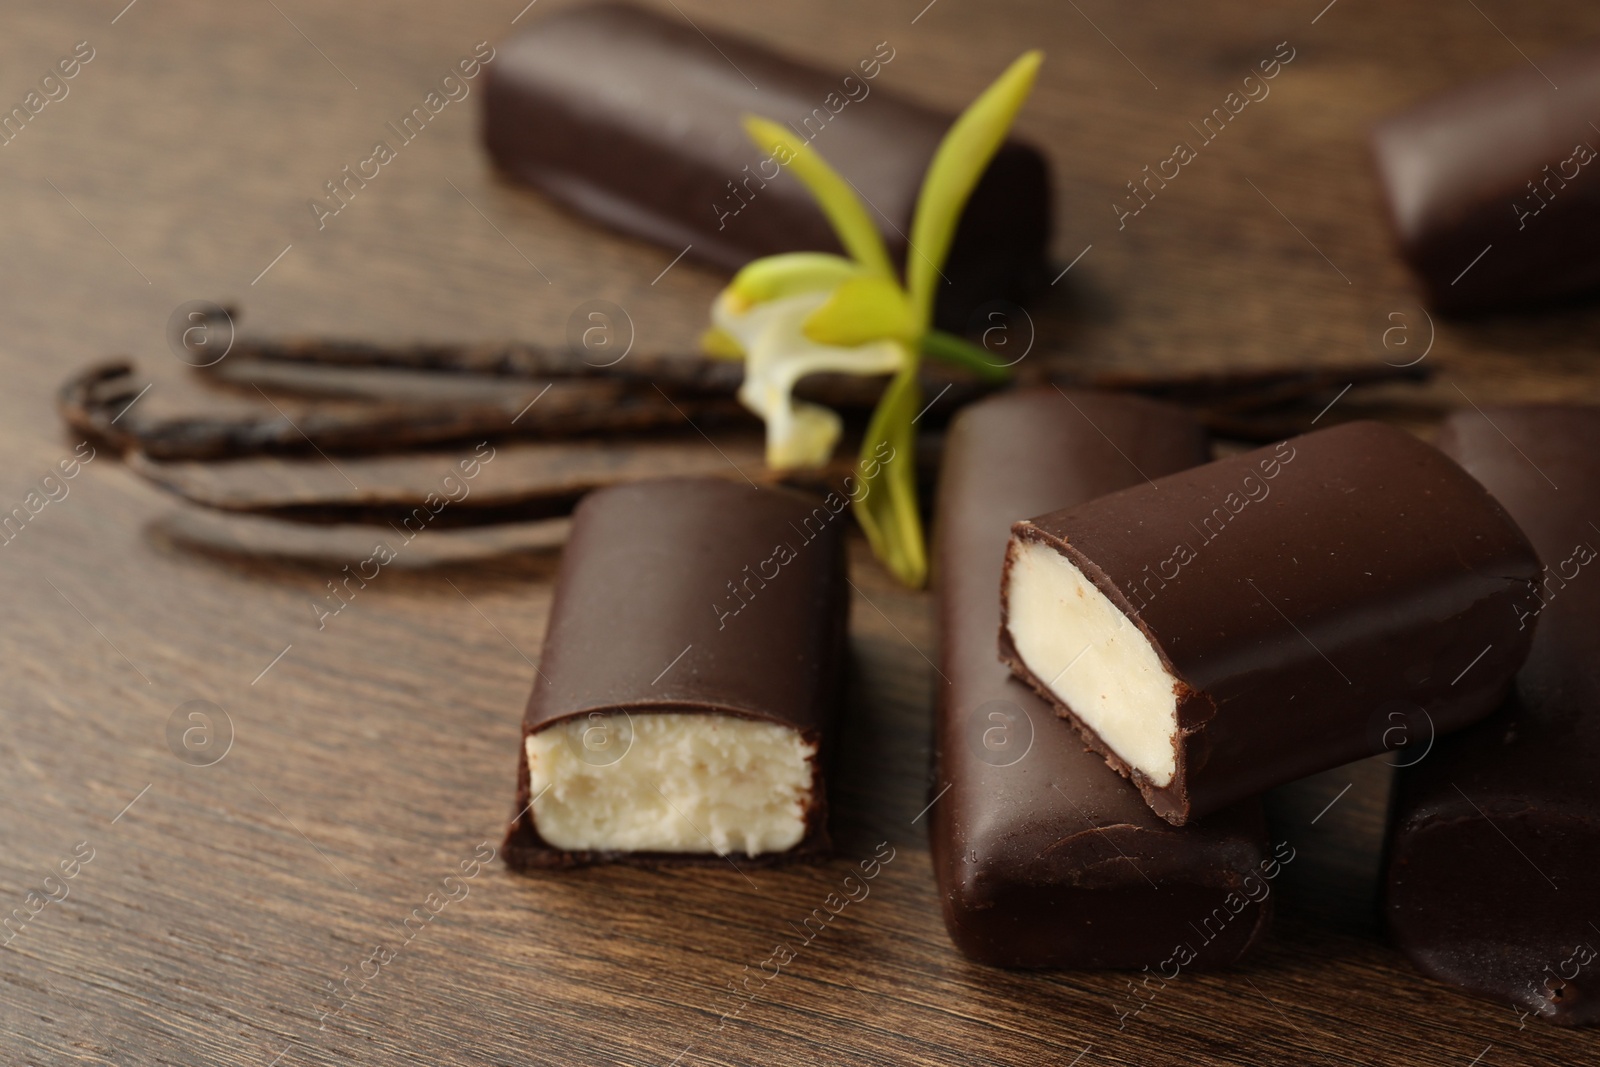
<box><xmin>709</xmin><ymin>255</ymin><xmax>910</xmax><ymax>468</ymax></box>
<box><xmin>703</xmin><ymin>52</ymin><xmax>1043</xmax><ymax>587</ymax></box>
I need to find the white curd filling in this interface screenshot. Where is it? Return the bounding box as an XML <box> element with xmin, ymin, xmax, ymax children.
<box><xmin>527</xmin><ymin>713</ymin><xmax>816</xmax><ymax>855</ymax></box>
<box><xmin>1005</xmin><ymin>538</ymin><xmax>1181</xmax><ymax>787</ymax></box>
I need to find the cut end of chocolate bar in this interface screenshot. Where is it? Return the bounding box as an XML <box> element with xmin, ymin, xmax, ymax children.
<box><xmin>525</xmin><ymin>713</ymin><xmax>818</xmax><ymax>856</ymax></box>
<box><xmin>997</xmin><ymin>422</ymin><xmax>1539</xmax><ymax>826</ymax></box>
<box><xmin>503</xmin><ymin>476</ymin><xmax>845</xmax><ymax>869</ymax></box>
<box><xmin>1002</xmin><ymin>533</ymin><xmax>1181</xmax><ymax>789</ymax></box>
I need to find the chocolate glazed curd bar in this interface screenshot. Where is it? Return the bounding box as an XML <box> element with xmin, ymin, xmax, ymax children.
<box><xmin>481</xmin><ymin>2</ymin><xmax>1050</xmax><ymax>327</ymax></box>
<box><xmin>1371</xmin><ymin>43</ymin><xmax>1600</xmax><ymax>313</ymax></box>
<box><xmin>932</xmin><ymin>388</ymin><xmax>1276</xmax><ymax>969</ymax></box>
<box><xmin>1387</xmin><ymin>406</ymin><xmax>1600</xmax><ymax>1026</ymax></box>
<box><xmin>999</xmin><ymin>420</ymin><xmax>1542</xmax><ymax>826</ymax></box>
<box><xmin>502</xmin><ymin>477</ymin><xmax>846</xmax><ymax>869</ymax></box>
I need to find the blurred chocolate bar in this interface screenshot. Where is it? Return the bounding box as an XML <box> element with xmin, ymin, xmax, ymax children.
<box><xmin>482</xmin><ymin>2</ymin><xmax>1051</xmax><ymax>328</ymax></box>
<box><xmin>1372</xmin><ymin>44</ymin><xmax>1600</xmax><ymax>312</ymax></box>
<box><xmin>1387</xmin><ymin>405</ymin><xmax>1600</xmax><ymax>1026</ymax></box>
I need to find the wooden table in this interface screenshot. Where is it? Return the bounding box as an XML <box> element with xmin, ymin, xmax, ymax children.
<box><xmin>2</xmin><ymin>1</ymin><xmax>1596</xmax><ymax>1064</ymax></box>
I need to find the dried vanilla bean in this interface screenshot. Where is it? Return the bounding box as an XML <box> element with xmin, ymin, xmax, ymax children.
<box><xmin>203</xmin><ymin>335</ymin><xmax>748</xmax><ymax>392</ymax></box>
<box><xmin>198</xmin><ymin>334</ymin><xmax>988</xmax><ymax>413</ymax></box>
<box><xmin>125</xmin><ymin>438</ymin><xmax>857</xmax><ymax>527</ymax></box>
<box><xmin>59</xmin><ymin>362</ymin><xmax>749</xmax><ymax>461</ymax></box>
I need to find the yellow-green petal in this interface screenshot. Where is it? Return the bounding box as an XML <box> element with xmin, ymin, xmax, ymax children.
<box><xmin>743</xmin><ymin>116</ymin><xmax>896</xmax><ymax>279</ymax></box>
<box><xmin>727</xmin><ymin>252</ymin><xmax>862</xmax><ymax>309</ymax></box>
<box><xmin>906</xmin><ymin>51</ymin><xmax>1043</xmax><ymax>328</ymax></box>
<box><xmin>802</xmin><ymin>274</ymin><xmax>918</xmax><ymax>347</ymax></box>
<box><xmin>700</xmin><ymin>325</ymin><xmax>745</xmax><ymax>360</ymax></box>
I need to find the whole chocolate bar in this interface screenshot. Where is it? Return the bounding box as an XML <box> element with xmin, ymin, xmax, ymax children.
<box><xmin>502</xmin><ymin>476</ymin><xmax>846</xmax><ymax>868</ymax></box>
<box><xmin>932</xmin><ymin>388</ymin><xmax>1278</xmax><ymax>969</ymax></box>
<box><xmin>999</xmin><ymin>420</ymin><xmax>1541</xmax><ymax>825</ymax></box>
<box><xmin>1387</xmin><ymin>405</ymin><xmax>1600</xmax><ymax>1026</ymax></box>
<box><xmin>1371</xmin><ymin>44</ymin><xmax>1600</xmax><ymax>313</ymax></box>
<box><xmin>481</xmin><ymin>2</ymin><xmax>1050</xmax><ymax>327</ymax></box>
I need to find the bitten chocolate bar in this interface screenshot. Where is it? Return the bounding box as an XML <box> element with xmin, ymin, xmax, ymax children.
<box><xmin>1000</xmin><ymin>421</ymin><xmax>1541</xmax><ymax>826</ymax></box>
<box><xmin>502</xmin><ymin>477</ymin><xmax>846</xmax><ymax>868</ymax></box>
<box><xmin>1387</xmin><ymin>405</ymin><xmax>1600</xmax><ymax>1026</ymax></box>
<box><xmin>481</xmin><ymin>2</ymin><xmax>1050</xmax><ymax>326</ymax></box>
<box><xmin>932</xmin><ymin>388</ymin><xmax>1277</xmax><ymax>969</ymax></box>
<box><xmin>1371</xmin><ymin>43</ymin><xmax>1600</xmax><ymax>313</ymax></box>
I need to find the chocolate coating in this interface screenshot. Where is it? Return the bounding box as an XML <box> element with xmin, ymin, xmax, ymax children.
<box><xmin>1001</xmin><ymin>421</ymin><xmax>1541</xmax><ymax>825</ymax></box>
<box><xmin>481</xmin><ymin>2</ymin><xmax>1051</xmax><ymax>328</ymax></box>
<box><xmin>503</xmin><ymin>476</ymin><xmax>847</xmax><ymax>869</ymax></box>
<box><xmin>1371</xmin><ymin>44</ymin><xmax>1600</xmax><ymax>313</ymax></box>
<box><xmin>1387</xmin><ymin>406</ymin><xmax>1600</xmax><ymax>1026</ymax></box>
<box><xmin>932</xmin><ymin>388</ymin><xmax>1275</xmax><ymax>969</ymax></box>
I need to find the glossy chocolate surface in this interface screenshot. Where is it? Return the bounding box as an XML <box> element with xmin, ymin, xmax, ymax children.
<box><xmin>503</xmin><ymin>476</ymin><xmax>847</xmax><ymax>868</ymax></box>
<box><xmin>932</xmin><ymin>388</ymin><xmax>1274</xmax><ymax>969</ymax></box>
<box><xmin>481</xmin><ymin>2</ymin><xmax>1050</xmax><ymax>328</ymax></box>
<box><xmin>1371</xmin><ymin>44</ymin><xmax>1600</xmax><ymax>313</ymax></box>
<box><xmin>1002</xmin><ymin>420</ymin><xmax>1541</xmax><ymax>825</ymax></box>
<box><xmin>1387</xmin><ymin>406</ymin><xmax>1600</xmax><ymax>1026</ymax></box>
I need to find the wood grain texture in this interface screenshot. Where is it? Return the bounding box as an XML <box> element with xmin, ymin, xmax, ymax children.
<box><xmin>0</xmin><ymin>1</ymin><xmax>1596</xmax><ymax>1065</ymax></box>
